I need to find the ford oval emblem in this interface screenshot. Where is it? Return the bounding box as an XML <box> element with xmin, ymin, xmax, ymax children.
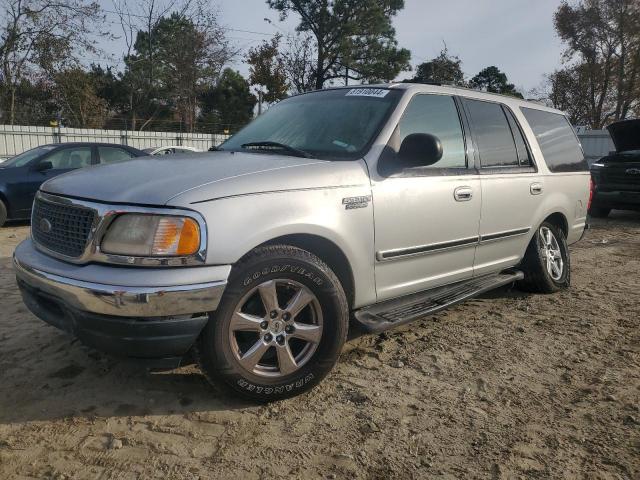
<box><xmin>626</xmin><ymin>168</ymin><xmax>640</xmax><ymax>175</ymax></box>
<box><xmin>39</xmin><ymin>218</ymin><xmax>52</xmax><ymax>233</ymax></box>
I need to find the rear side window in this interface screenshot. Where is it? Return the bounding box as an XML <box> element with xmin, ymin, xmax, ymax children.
<box><xmin>520</xmin><ymin>108</ymin><xmax>588</xmax><ymax>172</ymax></box>
<box><xmin>504</xmin><ymin>108</ymin><xmax>532</xmax><ymax>166</ymax></box>
<box><xmin>98</xmin><ymin>146</ymin><xmax>135</xmax><ymax>165</ymax></box>
<box><xmin>464</xmin><ymin>99</ymin><xmax>519</xmax><ymax>168</ymax></box>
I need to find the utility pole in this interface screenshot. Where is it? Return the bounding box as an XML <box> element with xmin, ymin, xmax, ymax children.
<box><xmin>345</xmin><ymin>67</ymin><xmax>349</xmax><ymax>86</ymax></box>
<box><xmin>258</xmin><ymin>90</ymin><xmax>263</xmax><ymax>115</ymax></box>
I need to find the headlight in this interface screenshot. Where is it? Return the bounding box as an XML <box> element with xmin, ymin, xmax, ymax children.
<box><xmin>101</xmin><ymin>214</ymin><xmax>201</xmax><ymax>257</ymax></box>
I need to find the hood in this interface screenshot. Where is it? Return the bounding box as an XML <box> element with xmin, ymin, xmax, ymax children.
<box><xmin>40</xmin><ymin>151</ymin><xmax>370</xmax><ymax>206</ymax></box>
<box><xmin>607</xmin><ymin>119</ymin><xmax>640</xmax><ymax>152</ymax></box>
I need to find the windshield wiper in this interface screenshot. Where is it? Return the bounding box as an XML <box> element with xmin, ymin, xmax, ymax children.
<box><xmin>241</xmin><ymin>141</ymin><xmax>315</xmax><ymax>159</ymax></box>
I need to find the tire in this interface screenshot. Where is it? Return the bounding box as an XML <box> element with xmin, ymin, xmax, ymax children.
<box><xmin>196</xmin><ymin>244</ymin><xmax>349</xmax><ymax>402</ymax></box>
<box><xmin>0</xmin><ymin>200</ymin><xmax>7</xmax><ymax>228</ymax></box>
<box><xmin>518</xmin><ymin>221</ymin><xmax>570</xmax><ymax>294</ymax></box>
<box><xmin>589</xmin><ymin>205</ymin><xmax>610</xmax><ymax>218</ymax></box>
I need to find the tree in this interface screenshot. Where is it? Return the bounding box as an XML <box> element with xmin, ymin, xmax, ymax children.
<box><xmin>200</xmin><ymin>68</ymin><xmax>256</xmax><ymax>132</ymax></box>
<box><xmin>0</xmin><ymin>0</ymin><xmax>104</xmax><ymax>124</ymax></box>
<box><xmin>115</xmin><ymin>0</ymin><xmax>235</xmax><ymax>131</ymax></box>
<box><xmin>553</xmin><ymin>0</ymin><xmax>640</xmax><ymax>128</ymax></box>
<box><xmin>279</xmin><ymin>33</ymin><xmax>316</xmax><ymax>93</ymax></box>
<box><xmin>246</xmin><ymin>35</ymin><xmax>289</xmax><ymax>103</ymax></box>
<box><xmin>267</xmin><ymin>0</ymin><xmax>411</xmax><ymax>89</ymax></box>
<box><xmin>470</xmin><ymin>66</ymin><xmax>523</xmax><ymax>98</ymax></box>
<box><xmin>408</xmin><ymin>47</ymin><xmax>465</xmax><ymax>85</ymax></box>
<box><xmin>53</xmin><ymin>67</ymin><xmax>108</xmax><ymax>128</ymax></box>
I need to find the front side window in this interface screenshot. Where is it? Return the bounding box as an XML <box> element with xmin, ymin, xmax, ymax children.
<box><xmin>521</xmin><ymin>107</ymin><xmax>588</xmax><ymax>172</ymax></box>
<box><xmin>220</xmin><ymin>88</ymin><xmax>403</xmax><ymax>160</ymax></box>
<box><xmin>465</xmin><ymin>99</ymin><xmax>519</xmax><ymax>168</ymax></box>
<box><xmin>397</xmin><ymin>94</ymin><xmax>467</xmax><ymax>169</ymax></box>
<box><xmin>99</xmin><ymin>146</ymin><xmax>134</xmax><ymax>165</ymax></box>
<box><xmin>1</xmin><ymin>145</ymin><xmax>55</xmax><ymax>168</ymax></box>
<box><xmin>42</xmin><ymin>147</ymin><xmax>92</xmax><ymax>169</ymax></box>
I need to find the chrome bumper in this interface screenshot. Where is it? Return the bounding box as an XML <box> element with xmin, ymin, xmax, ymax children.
<box><xmin>13</xmin><ymin>240</ymin><xmax>228</xmax><ymax>318</ymax></box>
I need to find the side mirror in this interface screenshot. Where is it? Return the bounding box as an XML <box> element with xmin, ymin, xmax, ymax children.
<box><xmin>398</xmin><ymin>133</ymin><xmax>443</xmax><ymax>166</ymax></box>
<box><xmin>34</xmin><ymin>160</ymin><xmax>53</xmax><ymax>172</ymax></box>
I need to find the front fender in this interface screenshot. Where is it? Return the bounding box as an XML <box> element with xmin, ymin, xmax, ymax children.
<box><xmin>184</xmin><ymin>187</ymin><xmax>377</xmax><ymax>308</ymax></box>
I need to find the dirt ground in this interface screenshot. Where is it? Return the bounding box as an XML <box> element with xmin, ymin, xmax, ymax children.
<box><xmin>0</xmin><ymin>213</ymin><xmax>638</xmax><ymax>480</ymax></box>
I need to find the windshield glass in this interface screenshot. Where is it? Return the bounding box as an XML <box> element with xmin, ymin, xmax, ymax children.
<box><xmin>1</xmin><ymin>145</ymin><xmax>55</xmax><ymax>168</ymax></box>
<box><xmin>220</xmin><ymin>88</ymin><xmax>402</xmax><ymax>159</ymax></box>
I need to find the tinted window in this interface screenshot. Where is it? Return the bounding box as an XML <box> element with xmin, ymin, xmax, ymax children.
<box><xmin>521</xmin><ymin>107</ymin><xmax>587</xmax><ymax>172</ymax></box>
<box><xmin>504</xmin><ymin>108</ymin><xmax>532</xmax><ymax>166</ymax></box>
<box><xmin>99</xmin><ymin>146</ymin><xmax>134</xmax><ymax>164</ymax></box>
<box><xmin>43</xmin><ymin>147</ymin><xmax>92</xmax><ymax>169</ymax></box>
<box><xmin>398</xmin><ymin>94</ymin><xmax>466</xmax><ymax>168</ymax></box>
<box><xmin>465</xmin><ymin>99</ymin><xmax>518</xmax><ymax>168</ymax></box>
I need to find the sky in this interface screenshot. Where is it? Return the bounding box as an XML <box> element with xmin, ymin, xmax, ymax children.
<box><xmin>98</xmin><ymin>0</ymin><xmax>567</xmax><ymax>94</ymax></box>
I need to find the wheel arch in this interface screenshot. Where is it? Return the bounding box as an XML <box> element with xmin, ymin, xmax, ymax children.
<box><xmin>542</xmin><ymin>211</ymin><xmax>569</xmax><ymax>237</ymax></box>
<box><xmin>259</xmin><ymin>233</ymin><xmax>356</xmax><ymax>309</ymax></box>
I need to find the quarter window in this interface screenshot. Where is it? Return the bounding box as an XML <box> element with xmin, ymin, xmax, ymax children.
<box><xmin>464</xmin><ymin>99</ymin><xmax>518</xmax><ymax>168</ymax></box>
<box><xmin>520</xmin><ymin>107</ymin><xmax>588</xmax><ymax>172</ymax></box>
<box><xmin>398</xmin><ymin>94</ymin><xmax>467</xmax><ymax>169</ymax></box>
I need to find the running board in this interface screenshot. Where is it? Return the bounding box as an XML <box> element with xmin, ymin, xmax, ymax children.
<box><xmin>353</xmin><ymin>271</ymin><xmax>524</xmax><ymax>333</ymax></box>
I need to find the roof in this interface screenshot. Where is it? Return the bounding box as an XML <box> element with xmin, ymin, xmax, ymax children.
<box><xmin>317</xmin><ymin>82</ymin><xmax>566</xmax><ymax>116</ymax></box>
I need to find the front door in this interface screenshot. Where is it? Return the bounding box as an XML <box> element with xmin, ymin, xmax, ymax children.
<box><xmin>18</xmin><ymin>146</ymin><xmax>95</xmax><ymax>217</ymax></box>
<box><xmin>371</xmin><ymin>93</ymin><xmax>481</xmax><ymax>302</ymax></box>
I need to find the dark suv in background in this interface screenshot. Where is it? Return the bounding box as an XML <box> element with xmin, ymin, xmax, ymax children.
<box><xmin>590</xmin><ymin>119</ymin><xmax>640</xmax><ymax>217</ymax></box>
<box><xmin>0</xmin><ymin>143</ymin><xmax>147</xmax><ymax>227</ymax></box>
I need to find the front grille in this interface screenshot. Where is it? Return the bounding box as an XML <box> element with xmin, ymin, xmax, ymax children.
<box><xmin>32</xmin><ymin>197</ymin><xmax>96</xmax><ymax>258</ymax></box>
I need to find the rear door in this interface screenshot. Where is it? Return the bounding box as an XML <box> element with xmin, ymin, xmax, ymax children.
<box><xmin>371</xmin><ymin>93</ymin><xmax>481</xmax><ymax>301</ymax></box>
<box><xmin>461</xmin><ymin>98</ymin><xmax>542</xmax><ymax>275</ymax></box>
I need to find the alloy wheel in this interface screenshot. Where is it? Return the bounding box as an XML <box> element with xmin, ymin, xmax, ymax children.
<box><xmin>228</xmin><ymin>279</ymin><xmax>323</xmax><ymax>378</ymax></box>
<box><xmin>539</xmin><ymin>226</ymin><xmax>564</xmax><ymax>281</ymax></box>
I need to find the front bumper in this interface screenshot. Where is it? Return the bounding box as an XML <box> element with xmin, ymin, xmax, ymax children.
<box><xmin>14</xmin><ymin>239</ymin><xmax>230</xmax><ymax>362</ymax></box>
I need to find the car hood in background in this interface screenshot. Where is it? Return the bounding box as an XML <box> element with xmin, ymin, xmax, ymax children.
<box><xmin>607</xmin><ymin>119</ymin><xmax>640</xmax><ymax>153</ymax></box>
<box><xmin>40</xmin><ymin>151</ymin><xmax>370</xmax><ymax>206</ymax></box>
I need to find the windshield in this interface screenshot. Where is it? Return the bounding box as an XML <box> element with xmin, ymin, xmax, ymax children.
<box><xmin>220</xmin><ymin>88</ymin><xmax>402</xmax><ymax>159</ymax></box>
<box><xmin>1</xmin><ymin>145</ymin><xmax>55</xmax><ymax>168</ymax></box>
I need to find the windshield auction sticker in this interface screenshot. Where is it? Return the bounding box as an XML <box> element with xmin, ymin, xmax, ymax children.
<box><xmin>345</xmin><ymin>88</ymin><xmax>390</xmax><ymax>98</ymax></box>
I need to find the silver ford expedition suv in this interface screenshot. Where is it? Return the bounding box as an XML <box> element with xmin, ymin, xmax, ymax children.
<box><xmin>13</xmin><ymin>84</ymin><xmax>591</xmax><ymax>401</ymax></box>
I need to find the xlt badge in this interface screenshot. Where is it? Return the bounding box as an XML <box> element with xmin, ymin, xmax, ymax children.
<box><xmin>342</xmin><ymin>195</ymin><xmax>371</xmax><ymax>210</ymax></box>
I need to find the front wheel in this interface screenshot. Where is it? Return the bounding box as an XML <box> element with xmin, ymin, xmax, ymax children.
<box><xmin>518</xmin><ymin>221</ymin><xmax>570</xmax><ymax>293</ymax></box>
<box><xmin>196</xmin><ymin>245</ymin><xmax>349</xmax><ymax>402</ymax></box>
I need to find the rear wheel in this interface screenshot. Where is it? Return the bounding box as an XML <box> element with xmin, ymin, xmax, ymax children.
<box><xmin>589</xmin><ymin>205</ymin><xmax>610</xmax><ymax>218</ymax></box>
<box><xmin>518</xmin><ymin>221</ymin><xmax>570</xmax><ymax>293</ymax></box>
<box><xmin>0</xmin><ymin>200</ymin><xmax>7</xmax><ymax>227</ymax></box>
<box><xmin>196</xmin><ymin>245</ymin><xmax>349</xmax><ymax>402</ymax></box>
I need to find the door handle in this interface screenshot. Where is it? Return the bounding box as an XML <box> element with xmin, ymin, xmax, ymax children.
<box><xmin>530</xmin><ymin>182</ymin><xmax>543</xmax><ymax>195</ymax></box>
<box><xmin>454</xmin><ymin>186</ymin><xmax>473</xmax><ymax>202</ymax></box>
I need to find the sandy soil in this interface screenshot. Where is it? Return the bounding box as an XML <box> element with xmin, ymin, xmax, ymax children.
<box><xmin>0</xmin><ymin>214</ymin><xmax>638</xmax><ymax>480</ymax></box>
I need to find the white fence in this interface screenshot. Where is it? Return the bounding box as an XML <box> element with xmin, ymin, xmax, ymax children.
<box><xmin>0</xmin><ymin>124</ymin><xmax>229</xmax><ymax>158</ymax></box>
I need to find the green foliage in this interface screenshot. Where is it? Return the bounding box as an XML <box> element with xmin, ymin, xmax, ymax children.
<box><xmin>407</xmin><ymin>48</ymin><xmax>465</xmax><ymax>85</ymax></box>
<box><xmin>551</xmin><ymin>0</ymin><xmax>640</xmax><ymax>127</ymax></box>
<box><xmin>470</xmin><ymin>66</ymin><xmax>523</xmax><ymax>98</ymax></box>
<box><xmin>266</xmin><ymin>0</ymin><xmax>411</xmax><ymax>89</ymax></box>
<box><xmin>246</xmin><ymin>35</ymin><xmax>289</xmax><ymax>103</ymax></box>
<box><xmin>200</xmin><ymin>68</ymin><xmax>257</xmax><ymax>132</ymax></box>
